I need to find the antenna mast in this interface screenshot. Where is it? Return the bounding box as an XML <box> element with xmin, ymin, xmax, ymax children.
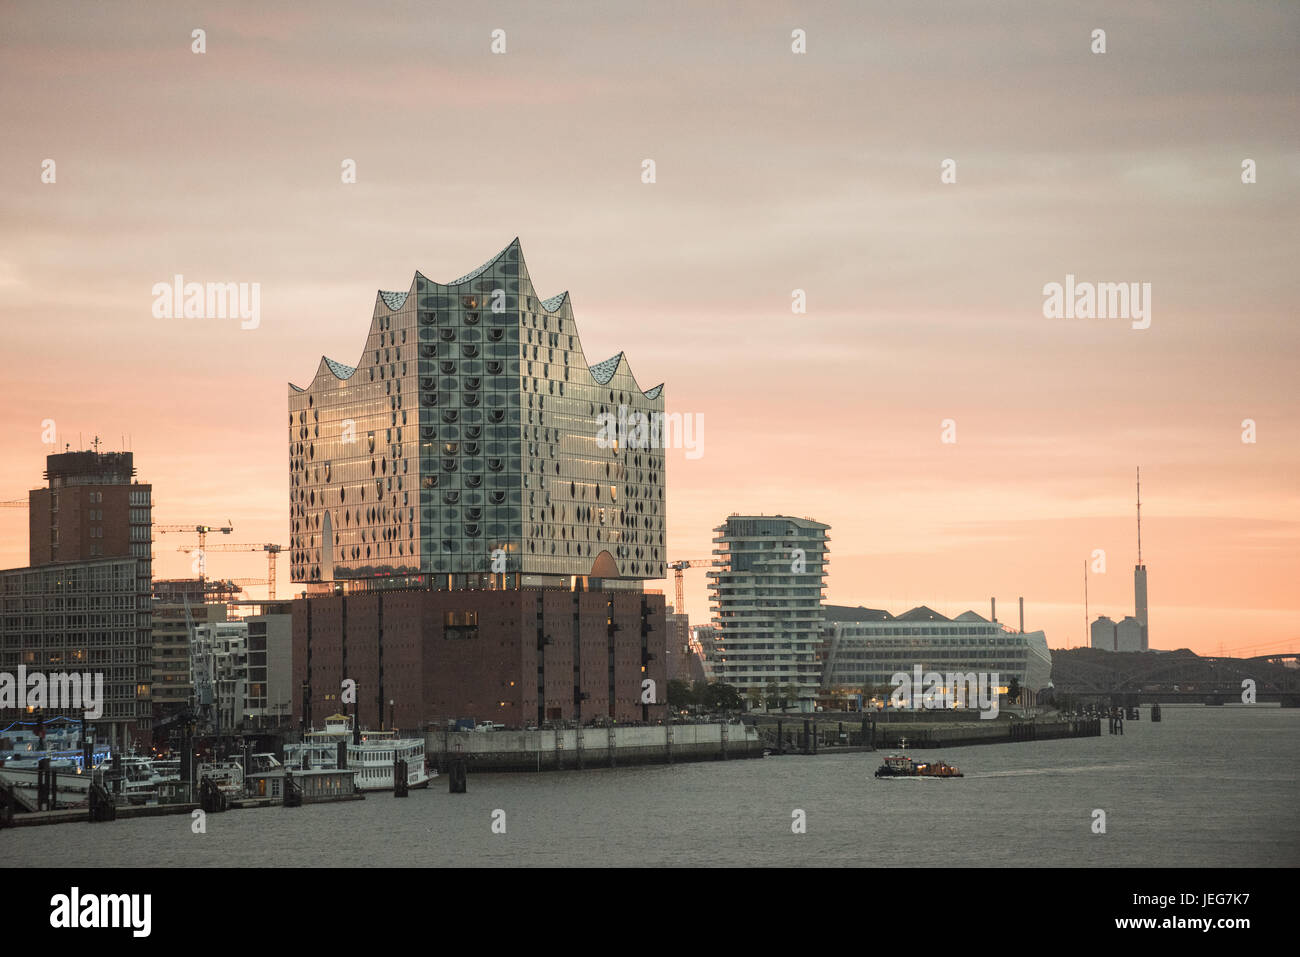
<box><xmin>1136</xmin><ymin>466</ymin><xmax>1142</xmax><ymax>565</ymax></box>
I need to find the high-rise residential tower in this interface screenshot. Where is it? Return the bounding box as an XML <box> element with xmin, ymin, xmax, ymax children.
<box><xmin>287</xmin><ymin>239</ymin><xmax>665</xmax><ymax>590</ymax></box>
<box><xmin>708</xmin><ymin>515</ymin><xmax>829</xmax><ymax>711</ymax></box>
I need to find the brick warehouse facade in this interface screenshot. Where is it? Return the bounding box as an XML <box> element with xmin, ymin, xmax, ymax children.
<box><xmin>293</xmin><ymin>587</ymin><xmax>667</xmax><ymax>730</ymax></box>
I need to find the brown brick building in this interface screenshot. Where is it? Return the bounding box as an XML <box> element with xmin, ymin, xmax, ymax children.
<box><xmin>2</xmin><ymin>449</ymin><xmax>154</xmax><ymax>750</ymax></box>
<box><xmin>293</xmin><ymin>586</ymin><xmax>667</xmax><ymax>731</ymax></box>
<box><xmin>28</xmin><ymin>450</ymin><xmax>152</xmax><ymax>574</ymax></box>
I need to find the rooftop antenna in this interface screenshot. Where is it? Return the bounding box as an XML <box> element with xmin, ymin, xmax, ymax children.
<box><xmin>1136</xmin><ymin>466</ymin><xmax>1142</xmax><ymax>565</ymax></box>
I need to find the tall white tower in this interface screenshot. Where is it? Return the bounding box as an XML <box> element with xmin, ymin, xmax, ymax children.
<box><xmin>1134</xmin><ymin>467</ymin><xmax>1148</xmax><ymax>650</ymax></box>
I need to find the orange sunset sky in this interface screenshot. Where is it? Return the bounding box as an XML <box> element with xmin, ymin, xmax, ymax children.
<box><xmin>1</xmin><ymin>2</ymin><xmax>1296</xmax><ymax>657</ymax></box>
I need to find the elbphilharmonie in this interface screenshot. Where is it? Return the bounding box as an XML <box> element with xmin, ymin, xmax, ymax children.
<box><xmin>288</xmin><ymin>239</ymin><xmax>666</xmax><ymax>590</ymax></box>
<box><xmin>287</xmin><ymin>241</ymin><xmax>669</xmax><ymax>728</ymax></box>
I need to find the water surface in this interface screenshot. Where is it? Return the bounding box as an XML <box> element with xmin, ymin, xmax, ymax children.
<box><xmin>8</xmin><ymin>705</ymin><xmax>1296</xmax><ymax>867</ymax></box>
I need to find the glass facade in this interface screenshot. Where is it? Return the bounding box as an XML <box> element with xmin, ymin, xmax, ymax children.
<box><xmin>823</xmin><ymin>617</ymin><xmax>1053</xmax><ymax>693</ymax></box>
<box><xmin>288</xmin><ymin>240</ymin><xmax>665</xmax><ymax>586</ymax></box>
<box><xmin>0</xmin><ymin>557</ymin><xmax>153</xmax><ymax>737</ymax></box>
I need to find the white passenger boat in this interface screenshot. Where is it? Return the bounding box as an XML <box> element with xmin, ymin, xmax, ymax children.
<box><xmin>283</xmin><ymin>713</ymin><xmax>432</xmax><ymax>791</ymax></box>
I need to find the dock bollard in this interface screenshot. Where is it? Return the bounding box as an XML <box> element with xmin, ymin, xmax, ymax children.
<box><xmin>448</xmin><ymin>756</ymin><xmax>468</xmax><ymax>793</ymax></box>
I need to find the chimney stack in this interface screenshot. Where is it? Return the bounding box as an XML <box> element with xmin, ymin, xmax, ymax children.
<box><xmin>1019</xmin><ymin>597</ymin><xmax>1024</xmax><ymax>633</ymax></box>
<box><xmin>991</xmin><ymin>597</ymin><xmax>996</xmax><ymax>623</ymax></box>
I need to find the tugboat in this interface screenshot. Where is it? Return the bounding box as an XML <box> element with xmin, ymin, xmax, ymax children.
<box><xmin>875</xmin><ymin>753</ymin><xmax>963</xmax><ymax>778</ymax></box>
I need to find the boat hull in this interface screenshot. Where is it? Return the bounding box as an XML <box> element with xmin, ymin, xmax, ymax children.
<box><xmin>875</xmin><ymin>767</ymin><xmax>963</xmax><ymax>778</ymax></box>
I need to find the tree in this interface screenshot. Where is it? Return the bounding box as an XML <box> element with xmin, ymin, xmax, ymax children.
<box><xmin>764</xmin><ymin>680</ymin><xmax>781</xmax><ymax>711</ymax></box>
<box><xmin>706</xmin><ymin>682</ymin><xmax>744</xmax><ymax>713</ymax></box>
<box><xmin>690</xmin><ymin>680</ymin><xmax>711</xmax><ymax>712</ymax></box>
<box><xmin>666</xmin><ymin>679</ymin><xmax>694</xmax><ymax>711</ymax></box>
<box><xmin>1006</xmin><ymin>676</ymin><xmax>1022</xmax><ymax>705</ymax></box>
<box><xmin>781</xmin><ymin>683</ymin><xmax>799</xmax><ymax>712</ymax></box>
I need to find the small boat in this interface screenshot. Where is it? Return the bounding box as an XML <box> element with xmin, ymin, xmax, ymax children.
<box><xmin>875</xmin><ymin>754</ymin><xmax>963</xmax><ymax>778</ymax></box>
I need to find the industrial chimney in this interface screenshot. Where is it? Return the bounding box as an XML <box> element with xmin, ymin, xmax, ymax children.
<box><xmin>990</xmin><ymin>597</ymin><xmax>996</xmax><ymax>623</ymax></box>
<box><xmin>1019</xmin><ymin>597</ymin><xmax>1024</xmax><ymax>634</ymax></box>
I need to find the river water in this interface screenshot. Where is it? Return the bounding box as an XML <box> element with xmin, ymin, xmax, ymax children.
<box><xmin>7</xmin><ymin>705</ymin><xmax>1297</xmax><ymax>867</ymax></box>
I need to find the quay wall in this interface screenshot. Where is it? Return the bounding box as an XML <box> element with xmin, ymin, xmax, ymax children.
<box><xmin>427</xmin><ymin>723</ymin><xmax>763</xmax><ymax>772</ymax></box>
<box><xmin>756</xmin><ymin>715</ymin><xmax>1103</xmax><ymax>752</ymax></box>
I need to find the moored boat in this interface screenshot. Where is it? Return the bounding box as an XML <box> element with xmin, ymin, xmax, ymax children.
<box><xmin>283</xmin><ymin>713</ymin><xmax>433</xmax><ymax>791</ymax></box>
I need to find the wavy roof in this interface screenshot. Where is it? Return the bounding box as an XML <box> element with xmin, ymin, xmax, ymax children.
<box><xmin>291</xmin><ymin>241</ymin><xmax>662</xmax><ymax>399</ymax></box>
<box><xmin>447</xmin><ymin>240</ymin><xmax>516</xmax><ymax>286</ymax></box>
<box><xmin>589</xmin><ymin>353</ymin><xmax>623</xmax><ymax>384</ymax></box>
<box><xmin>323</xmin><ymin>357</ymin><xmax>356</xmax><ymax>379</ymax></box>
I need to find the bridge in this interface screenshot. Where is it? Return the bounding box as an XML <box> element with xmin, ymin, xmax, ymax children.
<box><xmin>1049</xmin><ymin>648</ymin><xmax>1300</xmax><ymax>706</ymax></box>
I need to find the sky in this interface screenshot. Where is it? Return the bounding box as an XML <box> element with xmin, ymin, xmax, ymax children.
<box><xmin>1</xmin><ymin>1</ymin><xmax>1296</xmax><ymax>657</ymax></box>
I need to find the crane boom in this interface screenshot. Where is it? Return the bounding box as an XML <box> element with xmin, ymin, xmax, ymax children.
<box><xmin>667</xmin><ymin>559</ymin><xmax>712</xmax><ymax>615</ymax></box>
<box><xmin>154</xmin><ymin>522</ymin><xmax>234</xmax><ymax>587</ymax></box>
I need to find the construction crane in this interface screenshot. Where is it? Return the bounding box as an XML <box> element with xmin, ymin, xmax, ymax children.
<box><xmin>155</xmin><ymin>522</ymin><xmax>235</xmax><ymax>552</ymax></box>
<box><xmin>155</xmin><ymin>522</ymin><xmax>234</xmax><ymax>587</ymax></box>
<box><xmin>175</xmin><ymin>543</ymin><xmax>282</xmax><ymax>600</ymax></box>
<box><xmin>0</xmin><ymin>499</ymin><xmax>28</xmax><ymax>507</ymax></box>
<box><xmin>668</xmin><ymin>559</ymin><xmax>712</xmax><ymax>615</ymax></box>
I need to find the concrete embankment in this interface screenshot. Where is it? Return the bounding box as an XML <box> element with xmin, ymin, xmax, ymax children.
<box><xmin>872</xmin><ymin>716</ymin><xmax>1102</xmax><ymax>748</ymax></box>
<box><xmin>751</xmin><ymin>713</ymin><xmax>1103</xmax><ymax>754</ymax></box>
<box><xmin>3</xmin><ymin>801</ymin><xmax>200</xmax><ymax>827</ymax></box>
<box><xmin>428</xmin><ymin>723</ymin><xmax>763</xmax><ymax>773</ymax></box>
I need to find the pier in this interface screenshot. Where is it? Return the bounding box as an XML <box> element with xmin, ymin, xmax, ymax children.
<box><xmin>430</xmin><ymin>721</ymin><xmax>763</xmax><ymax>773</ymax></box>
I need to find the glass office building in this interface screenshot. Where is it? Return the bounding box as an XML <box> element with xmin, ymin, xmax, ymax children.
<box><xmin>822</xmin><ymin>607</ymin><xmax>1053</xmax><ymax>695</ymax></box>
<box><xmin>288</xmin><ymin>240</ymin><xmax>666</xmax><ymax>590</ymax></box>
